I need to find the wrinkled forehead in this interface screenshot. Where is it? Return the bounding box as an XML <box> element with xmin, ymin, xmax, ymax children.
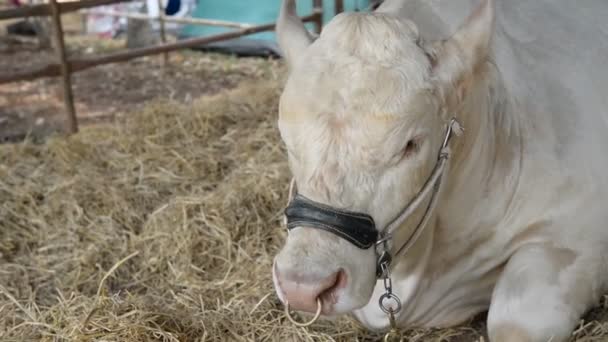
<box><xmin>279</xmin><ymin>12</ymin><xmax>433</xmax><ymax>127</ymax></box>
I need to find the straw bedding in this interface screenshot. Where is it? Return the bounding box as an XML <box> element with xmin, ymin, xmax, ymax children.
<box><xmin>1</xmin><ymin>75</ymin><xmax>607</xmax><ymax>341</ymax></box>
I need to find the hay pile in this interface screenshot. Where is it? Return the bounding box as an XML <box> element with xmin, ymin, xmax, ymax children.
<box><xmin>1</xmin><ymin>76</ymin><xmax>607</xmax><ymax>342</ymax></box>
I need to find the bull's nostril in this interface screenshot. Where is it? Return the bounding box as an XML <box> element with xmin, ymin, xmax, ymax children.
<box><xmin>273</xmin><ymin>265</ymin><xmax>347</xmax><ymax>314</ymax></box>
<box><xmin>318</xmin><ymin>269</ymin><xmax>347</xmax><ymax>304</ymax></box>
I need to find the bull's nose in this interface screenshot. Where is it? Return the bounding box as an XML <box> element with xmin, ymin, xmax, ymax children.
<box><xmin>273</xmin><ymin>262</ymin><xmax>347</xmax><ymax>314</ymax></box>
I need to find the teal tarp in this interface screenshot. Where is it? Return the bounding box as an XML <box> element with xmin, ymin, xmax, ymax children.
<box><xmin>180</xmin><ymin>0</ymin><xmax>371</xmax><ymax>42</ymax></box>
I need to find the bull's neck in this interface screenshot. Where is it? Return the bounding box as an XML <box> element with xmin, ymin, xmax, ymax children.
<box><xmin>441</xmin><ymin>60</ymin><xmax>522</xmax><ymax>227</ymax></box>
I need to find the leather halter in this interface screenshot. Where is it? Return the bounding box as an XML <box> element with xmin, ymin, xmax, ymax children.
<box><xmin>283</xmin><ymin>118</ymin><xmax>463</xmax><ymax>277</ymax></box>
<box><xmin>285</xmin><ymin>194</ymin><xmax>377</xmax><ymax>249</ymax></box>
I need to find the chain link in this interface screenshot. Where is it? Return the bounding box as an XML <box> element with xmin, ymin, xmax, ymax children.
<box><xmin>377</xmin><ymin>247</ymin><xmax>403</xmax><ymax>341</ymax></box>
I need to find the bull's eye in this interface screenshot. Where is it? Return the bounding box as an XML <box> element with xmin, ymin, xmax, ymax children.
<box><xmin>403</xmin><ymin>139</ymin><xmax>419</xmax><ymax>158</ymax></box>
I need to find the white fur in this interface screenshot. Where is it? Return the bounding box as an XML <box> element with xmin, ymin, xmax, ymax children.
<box><xmin>272</xmin><ymin>0</ymin><xmax>608</xmax><ymax>341</ymax></box>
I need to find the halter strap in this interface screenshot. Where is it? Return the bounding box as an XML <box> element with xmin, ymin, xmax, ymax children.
<box><xmin>379</xmin><ymin>117</ymin><xmax>462</xmax><ymax>257</ymax></box>
<box><xmin>285</xmin><ymin>194</ymin><xmax>378</xmax><ymax>249</ymax></box>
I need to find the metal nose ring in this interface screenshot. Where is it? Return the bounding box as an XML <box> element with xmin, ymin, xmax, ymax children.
<box><xmin>284</xmin><ymin>298</ymin><xmax>323</xmax><ymax>327</ymax></box>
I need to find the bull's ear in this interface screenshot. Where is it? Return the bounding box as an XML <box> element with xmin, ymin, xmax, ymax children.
<box><xmin>430</xmin><ymin>0</ymin><xmax>495</xmax><ymax>103</ymax></box>
<box><xmin>276</xmin><ymin>0</ymin><xmax>314</xmax><ymax>69</ymax></box>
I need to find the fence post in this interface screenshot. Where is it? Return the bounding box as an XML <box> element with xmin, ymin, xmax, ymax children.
<box><xmin>156</xmin><ymin>0</ymin><xmax>169</xmax><ymax>66</ymax></box>
<box><xmin>335</xmin><ymin>0</ymin><xmax>344</xmax><ymax>14</ymax></box>
<box><xmin>312</xmin><ymin>0</ymin><xmax>323</xmax><ymax>34</ymax></box>
<box><xmin>49</xmin><ymin>0</ymin><xmax>78</xmax><ymax>133</ymax></box>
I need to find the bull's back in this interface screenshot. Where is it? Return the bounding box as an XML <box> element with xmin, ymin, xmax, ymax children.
<box><xmin>393</xmin><ymin>0</ymin><xmax>608</xmax><ymax>179</ymax></box>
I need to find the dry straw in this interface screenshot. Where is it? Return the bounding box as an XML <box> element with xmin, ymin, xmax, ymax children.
<box><xmin>1</xmin><ymin>76</ymin><xmax>606</xmax><ymax>341</ymax></box>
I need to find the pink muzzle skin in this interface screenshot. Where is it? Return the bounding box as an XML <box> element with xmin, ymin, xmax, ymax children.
<box><xmin>273</xmin><ymin>261</ymin><xmax>347</xmax><ymax>315</ymax></box>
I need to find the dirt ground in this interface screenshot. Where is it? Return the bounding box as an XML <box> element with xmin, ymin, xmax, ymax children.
<box><xmin>0</xmin><ymin>27</ymin><xmax>281</xmax><ymax>143</ymax></box>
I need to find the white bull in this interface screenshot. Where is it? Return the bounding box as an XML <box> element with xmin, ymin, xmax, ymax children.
<box><xmin>271</xmin><ymin>0</ymin><xmax>608</xmax><ymax>341</ymax></box>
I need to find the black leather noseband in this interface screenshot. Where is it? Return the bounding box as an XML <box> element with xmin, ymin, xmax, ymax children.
<box><xmin>284</xmin><ymin>194</ymin><xmax>378</xmax><ymax>249</ymax></box>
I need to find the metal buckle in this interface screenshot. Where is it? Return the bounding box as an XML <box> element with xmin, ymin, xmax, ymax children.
<box><xmin>376</xmin><ymin>250</ymin><xmax>392</xmax><ymax>278</ymax></box>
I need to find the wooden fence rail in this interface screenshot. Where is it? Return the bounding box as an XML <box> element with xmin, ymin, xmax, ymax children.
<box><xmin>0</xmin><ymin>14</ymin><xmax>318</xmax><ymax>84</ymax></box>
<box><xmin>0</xmin><ymin>0</ymin><xmax>126</xmax><ymax>20</ymax></box>
<box><xmin>0</xmin><ymin>0</ymin><xmax>326</xmax><ymax>134</ymax></box>
<box><xmin>80</xmin><ymin>8</ymin><xmax>255</xmax><ymax>29</ymax></box>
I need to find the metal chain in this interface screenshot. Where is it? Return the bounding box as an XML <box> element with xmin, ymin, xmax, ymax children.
<box><xmin>377</xmin><ymin>249</ymin><xmax>402</xmax><ymax>342</ymax></box>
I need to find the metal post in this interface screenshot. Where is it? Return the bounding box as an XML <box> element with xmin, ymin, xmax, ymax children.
<box><xmin>49</xmin><ymin>0</ymin><xmax>78</xmax><ymax>133</ymax></box>
<box><xmin>312</xmin><ymin>0</ymin><xmax>323</xmax><ymax>34</ymax></box>
<box><xmin>335</xmin><ymin>0</ymin><xmax>344</xmax><ymax>14</ymax></box>
<box><xmin>156</xmin><ymin>0</ymin><xmax>168</xmax><ymax>66</ymax></box>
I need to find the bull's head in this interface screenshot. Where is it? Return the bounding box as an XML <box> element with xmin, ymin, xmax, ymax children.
<box><xmin>272</xmin><ymin>0</ymin><xmax>495</xmax><ymax>318</ymax></box>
